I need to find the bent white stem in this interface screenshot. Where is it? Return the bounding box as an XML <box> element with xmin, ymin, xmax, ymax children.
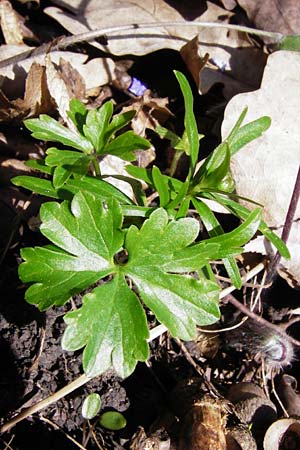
<box><xmin>0</xmin><ymin>261</ymin><xmax>267</xmax><ymax>433</ymax></box>
<box><xmin>0</xmin><ymin>22</ymin><xmax>283</xmax><ymax>70</ymax></box>
<box><xmin>0</xmin><ymin>374</ymin><xmax>90</xmax><ymax>433</ymax></box>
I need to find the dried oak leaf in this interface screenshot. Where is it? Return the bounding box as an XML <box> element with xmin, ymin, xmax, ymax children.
<box><xmin>0</xmin><ymin>45</ymin><xmax>115</xmax><ymax>98</ymax></box>
<box><xmin>180</xmin><ymin>31</ymin><xmax>267</xmax><ymax>100</ymax></box>
<box><xmin>0</xmin><ymin>0</ymin><xmax>36</xmax><ymax>44</ymax></box>
<box><xmin>45</xmin><ymin>55</ymin><xmax>85</xmax><ymax>130</ymax></box>
<box><xmin>221</xmin><ymin>50</ymin><xmax>300</xmax><ymax>287</ymax></box>
<box><xmin>121</xmin><ymin>91</ymin><xmax>173</xmax><ymax>136</ymax></box>
<box><xmin>237</xmin><ymin>0</ymin><xmax>300</xmax><ymax>38</ymax></box>
<box><xmin>45</xmin><ymin>0</ymin><xmax>230</xmax><ymax>56</ymax></box>
<box><xmin>0</xmin><ymin>62</ymin><xmax>53</xmax><ymax>122</ymax></box>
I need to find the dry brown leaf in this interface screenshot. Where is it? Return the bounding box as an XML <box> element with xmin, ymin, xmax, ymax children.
<box><xmin>221</xmin><ymin>50</ymin><xmax>300</xmax><ymax>287</ymax></box>
<box><xmin>219</xmin><ymin>0</ymin><xmax>237</xmax><ymax>10</ymax></box>
<box><xmin>0</xmin><ymin>62</ymin><xmax>53</xmax><ymax>122</ymax></box>
<box><xmin>45</xmin><ymin>56</ymin><xmax>80</xmax><ymax>129</ymax></box>
<box><xmin>0</xmin><ymin>0</ymin><xmax>37</xmax><ymax>44</ymax></box>
<box><xmin>180</xmin><ymin>30</ymin><xmax>267</xmax><ymax>99</ymax></box>
<box><xmin>121</xmin><ymin>91</ymin><xmax>173</xmax><ymax>136</ymax></box>
<box><xmin>180</xmin><ymin>36</ymin><xmax>209</xmax><ymax>88</ymax></box>
<box><xmin>0</xmin><ymin>45</ymin><xmax>115</xmax><ymax>98</ymax></box>
<box><xmin>0</xmin><ymin>0</ymin><xmax>24</xmax><ymax>44</ymax></box>
<box><xmin>237</xmin><ymin>0</ymin><xmax>300</xmax><ymax>37</ymax></box>
<box><xmin>45</xmin><ymin>1</ymin><xmax>230</xmax><ymax>56</ymax></box>
<box><xmin>57</xmin><ymin>57</ymin><xmax>86</xmax><ymax>99</ymax></box>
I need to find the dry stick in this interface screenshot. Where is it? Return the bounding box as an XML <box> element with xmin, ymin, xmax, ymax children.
<box><xmin>0</xmin><ymin>262</ymin><xmax>267</xmax><ymax>434</ymax></box>
<box><xmin>266</xmin><ymin>163</ymin><xmax>300</xmax><ymax>284</ymax></box>
<box><xmin>39</xmin><ymin>416</ymin><xmax>88</xmax><ymax>450</ymax></box>
<box><xmin>0</xmin><ymin>22</ymin><xmax>283</xmax><ymax>70</ymax></box>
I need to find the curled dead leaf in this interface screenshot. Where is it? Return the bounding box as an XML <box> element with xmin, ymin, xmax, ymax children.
<box><xmin>45</xmin><ymin>55</ymin><xmax>81</xmax><ymax>129</ymax></box>
<box><xmin>0</xmin><ymin>0</ymin><xmax>25</xmax><ymax>44</ymax></box>
<box><xmin>121</xmin><ymin>92</ymin><xmax>173</xmax><ymax>137</ymax></box>
<box><xmin>263</xmin><ymin>418</ymin><xmax>300</xmax><ymax>450</ymax></box>
<box><xmin>237</xmin><ymin>0</ymin><xmax>300</xmax><ymax>41</ymax></box>
<box><xmin>180</xmin><ymin>26</ymin><xmax>267</xmax><ymax>99</ymax></box>
<box><xmin>226</xmin><ymin>425</ymin><xmax>257</xmax><ymax>450</ymax></box>
<box><xmin>227</xmin><ymin>382</ymin><xmax>277</xmax><ymax>440</ymax></box>
<box><xmin>0</xmin><ymin>61</ymin><xmax>54</xmax><ymax>122</ymax></box>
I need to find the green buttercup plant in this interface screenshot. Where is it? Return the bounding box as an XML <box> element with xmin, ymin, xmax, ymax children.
<box><xmin>12</xmin><ymin>71</ymin><xmax>289</xmax><ymax>380</ymax></box>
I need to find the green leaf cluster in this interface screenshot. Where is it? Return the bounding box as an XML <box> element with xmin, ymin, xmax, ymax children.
<box><xmin>22</xmin><ymin>99</ymin><xmax>150</xmax><ymax>189</ymax></box>
<box><xmin>13</xmin><ymin>71</ymin><xmax>289</xmax><ymax>381</ymax></box>
<box><xmin>20</xmin><ymin>190</ymin><xmax>261</xmax><ymax>377</ymax></box>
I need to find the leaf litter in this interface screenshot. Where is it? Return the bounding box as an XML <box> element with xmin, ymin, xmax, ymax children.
<box><xmin>1</xmin><ymin>1</ymin><xmax>300</xmax><ymax>449</ymax></box>
<box><xmin>222</xmin><ymin>50</ymin><xmax>300</xmax><ymax>287</ymax></box>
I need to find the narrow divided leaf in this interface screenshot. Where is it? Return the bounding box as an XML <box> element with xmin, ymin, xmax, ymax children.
<box><xmin>12</xmin><ymin>176</ymin><xmax>61</xmax><ymax>199</ymax></box>
<box><xmin>192</xmin><ymin>197</ymin><xmax>242</xmax><ymax>288</ymax></box>
<box><xmin>83</xmin><ymin>101</ymin><xmax>113</xmax><ymax>152</ymax></box>
<box><xmin>152</xmin><ymin>166</ymin><xmax>170</xmax><ymax>207</ymax></box>
<box><xmin>104</xmin><ymin>130</ymin><xmax>151</xmax><ymax>160</ymax></box>
<box><xmin>67</xmin><ymin>99</ymin><xmax>88</xmax><ymax>134</ymax></box>
<box><xmin>105</xmin><ymin>110</ymin><xmax>136</xmax><ymax>141</ymax></box>
<box><xmin>174</xmin><ymin>71</ymin><xmax>199</xmax><ymax>175</ymax></box>
<box><xmin>227</xmin><ymin>116</ymin><xmax>271</xmax><ymax>155</ymax></box>
<box><xmin>25</xmin><ymin>115</ymin><xmax>93</xmax><ymax>154</ymax></box>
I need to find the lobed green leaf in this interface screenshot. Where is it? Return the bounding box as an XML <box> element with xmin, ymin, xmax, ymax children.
<box><xmin>67</xmin><ymin>99</ymin><xmax>88</xmax><ymax>135</ymax></box>
<box><xmin>19</xmin><ymin>192</ymin><xmax>123</xmax><ymax>310</ymax></box>
<box><xmin>104</xmin><ymin>131</ymin><xmax>151</xmax><ymax>160</ymax></box>
<box><xmin>83</xmin><ymin>101</ymin><xmax>113</xmax><ymax>152</ymax></box>
<box><xmin>62</xmin><ymin>273</ymin><xmax>149</xmax><ymax>378</ymax></box>
<box><xmin>25</xmin><ymin>115</ymin><xmax>93</xmax><ymax>154</ymax></box>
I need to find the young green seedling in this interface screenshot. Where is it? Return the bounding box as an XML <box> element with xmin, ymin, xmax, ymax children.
<box><xmin>12</xmin><ymin>71</ymin><xmax>289</xmax><ymax>380</ymax></box>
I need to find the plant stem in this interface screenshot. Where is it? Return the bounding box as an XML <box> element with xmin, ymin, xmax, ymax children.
<box><xmin>266</xmin><ymin>163</ymin><xmax>300</xmax><ymax>284</ymax></box>
<box><xmin>92</xmin><ymin>157</ymin><xmax>101</xmax><ymax>177</ymax></box>
<box><xmin>169</xmin><ymin>150</ymin><xmax>184</xmax><ymax>177</ymax></box>
<box><xmin>0</xmin><ymin>374</ymin><xmax>90</xmax><ymax>433</ymax></box>
<box><xmin>0</xmin><ymin>22</ymin><xmax>283</xmax><ymax>70</ymax></box>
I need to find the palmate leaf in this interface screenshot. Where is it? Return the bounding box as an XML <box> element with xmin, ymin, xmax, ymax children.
<box><xmin>19</xmin><ymin>193</ymin><xmax>124</xmax><ymax>309</ymax></box>
<box><xmin>19</xmin><ymin>192</ymin><xmax>260</xmax><ymax>378</ymax></box>
<box><xmin>62</xmin><ymin>273</ymin><xmax>149</xmax><ymax>378</ymax></box>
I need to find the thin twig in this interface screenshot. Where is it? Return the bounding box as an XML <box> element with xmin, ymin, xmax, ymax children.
<box><xmin>174</xmin><ymin>337</ymin><xmax>220</xmax><ymax>399</ymax></box>
<box><xmin>266</xmin><ymin>163</ymin><xmax>300</xmax><ymax>283</ymax></box>
<box><xmin>1</xmin><ymin>373</ymin><xmax>90</xmax><ymax>433</ymax></box>
<box><xmin>39</xmin><ymin>416</ymin><xmax>88</xmax><ymax>450</ymax></box>
<box><xmin>0</xmin><ymin>436</ymin><xmax>15</xmax><ymax>450</ymax></box>
<box><xmin>0</xmin><ymin>22</ymin><xmax>283</xmax><ymax>70</ymax></box>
